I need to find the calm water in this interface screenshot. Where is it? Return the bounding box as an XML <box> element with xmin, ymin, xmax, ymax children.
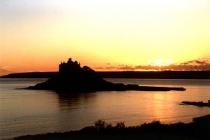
<box><xmin>0</xmin><ymin>78</ymin><xmax>210</xmax><ymax>139</ymax></box>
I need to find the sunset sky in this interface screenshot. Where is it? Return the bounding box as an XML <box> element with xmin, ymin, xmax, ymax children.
<box><xmin>0</xmin><ymin>0</ymin><xmax>210</xmax><ymax>74</ymax></box>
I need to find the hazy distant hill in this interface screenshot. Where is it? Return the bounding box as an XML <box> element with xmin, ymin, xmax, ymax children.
<box><xmin>1</xmin><ymin>71</ymin><xmax>210</xmax><ymax>79</ymax></box>
<box><xmin>0</xmin><ymin>72</ymin><xmax>57</xmax><ymax>78</ymax></box>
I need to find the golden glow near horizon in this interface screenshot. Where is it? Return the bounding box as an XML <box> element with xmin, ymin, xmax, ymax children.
<box><xmin>0</xmin><ymin>0</ymin><xmax>210</xmax><ymax>73</ymax></box>
<box><xmin>151</xmin><ymin>59</ymin><xmax>174</xmax><ymax>67</ymax></box>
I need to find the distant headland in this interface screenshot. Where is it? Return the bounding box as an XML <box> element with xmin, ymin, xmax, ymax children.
<box><xmin>26</xmin><ymin>58</ymin><xmax>185</xmax><ymax>92</ymax></box>
<box><xmin>1</xmin><ymin>71</ymin><xmax>210</xmax><ymax>79</ymax></box>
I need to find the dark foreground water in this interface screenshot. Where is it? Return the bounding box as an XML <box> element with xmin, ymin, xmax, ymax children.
<box><xmin>0</xmin><ymin>78</ymin><xmax>210</xmax><ymax>139</ymax></box>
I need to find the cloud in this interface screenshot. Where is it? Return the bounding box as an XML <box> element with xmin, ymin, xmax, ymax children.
<box><xmin>181</xmin><ymin>60</ymin><xmax>209</xmax><ymax>65</ymax></box>
<box><xmin>96</xmin><ymin>59</ymin><xmax>210</xmax><ymax>71</ymax></box>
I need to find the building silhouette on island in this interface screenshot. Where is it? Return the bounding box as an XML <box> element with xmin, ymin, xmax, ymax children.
<box><xmin>27</xmin><ymin>58</ymin><xmax>186</xmax><ymax>92</ymax></box>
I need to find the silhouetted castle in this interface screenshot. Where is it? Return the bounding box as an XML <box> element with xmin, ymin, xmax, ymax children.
<box><xmin>59</xmin><ymin>58</ymin><xmax>96</xmax><ymax>78</ymax></box>
<box><xmin>59</xmin><ymin>58</ymin><xmax>81</xmax><ymax>74</ymax></box>
<box><xmin>28</xmin><ymin>58</ymin><xmax>112</xmax><ymax>92</ymax></box>
<box><xmin>27</xmin><ymin>58</ymin><xmax>185</xmax><ymax>92</ymax></box>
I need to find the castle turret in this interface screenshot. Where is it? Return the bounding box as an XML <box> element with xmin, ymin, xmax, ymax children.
<box><xmin>59</xmin><ymin>58</ymin><xmax>81</xmax><ymax>75</ymax></box>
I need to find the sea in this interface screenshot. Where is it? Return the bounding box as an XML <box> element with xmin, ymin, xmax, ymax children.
<box><xmin>0</xmin><ymin>78</ymin><xmax>210</xmax><ymax>139</ymax></box>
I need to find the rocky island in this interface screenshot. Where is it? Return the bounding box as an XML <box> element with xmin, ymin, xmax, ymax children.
<box><xmin>181</xmin><ymin>100</ymin><xmax>210</xmax><ymax>107</ymax></box>
<box><xmin>27</xmin><ymin>58</ymin><xmax>186</xmax><ymax>92</ymax></box>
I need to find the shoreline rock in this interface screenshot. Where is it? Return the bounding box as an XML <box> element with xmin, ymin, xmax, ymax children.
<box><xmin>181</xmin><ymin>100</ymin><xmax>210</xmax><ymax>107</ymax></box>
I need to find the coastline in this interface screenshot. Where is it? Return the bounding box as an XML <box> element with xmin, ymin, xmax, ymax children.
<box><xmin>1</xmin><ymin>71</ymin><xmax>210</xmax><ymax>79</ymax></box>
<box><xmin>13</xmin><ymin>114</ymin><xmax>210</xmax><ymax>140</ymax></box>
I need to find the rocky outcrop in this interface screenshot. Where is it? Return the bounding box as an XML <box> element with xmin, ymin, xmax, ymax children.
<box><xmin>181</xmin><ymin>100</ymin><xmax>210</xmax><ymax>107</ymax></box>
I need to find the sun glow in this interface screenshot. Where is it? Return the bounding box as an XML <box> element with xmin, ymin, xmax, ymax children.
<box><xmin>152</xmin><ymin>59</ymin><xmax>173</xmax><ymax>66</ymax></box>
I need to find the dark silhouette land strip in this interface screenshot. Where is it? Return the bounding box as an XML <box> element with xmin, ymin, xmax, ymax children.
<box><xmin>14</xmin><ymin>114</ymin><xmax>210</xmax><ymax>140</ymax></box>
<box><xmin>1</xmin><ymin>72</ymin><xmax>57</xmax><ymax>78</ymax></box>
<box><xmin>99</xmin><ymin>71</ymin><xmax>210</xmax><ymax>79</ymax></box>
<box><xmin>1</xmin><ymin>71</ymin><xmax>210</xmax><ymax>79</ymax></box>
<box><xmin>26</xmin><ymin>58</ymin><xmax>185</xmax><ymax>92</ymax></box>
<box><xmin>181</xmin><ymin>100</ymin><xmax>210</xmax><ymax>107</ymax></box>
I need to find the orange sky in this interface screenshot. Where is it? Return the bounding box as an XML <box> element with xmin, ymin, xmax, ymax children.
<box><xmin>0</xmin><ymin>0</ymin><xmax>210</xmax><ymax>74</ymax></box>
